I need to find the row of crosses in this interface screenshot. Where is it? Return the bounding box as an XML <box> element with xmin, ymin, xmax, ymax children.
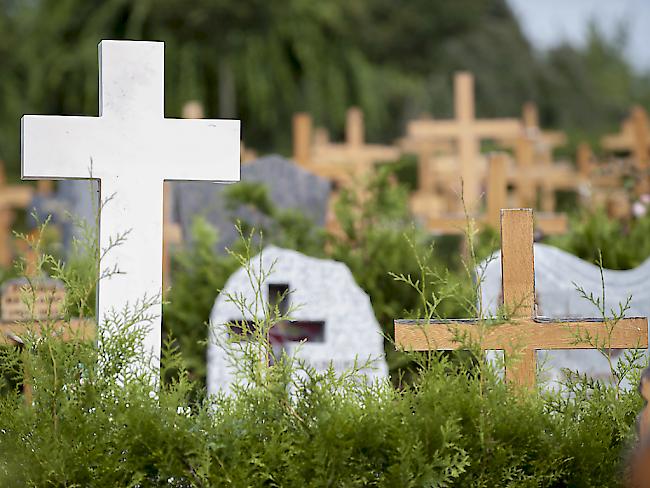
<box><xmin>18</xmin><ymin>40</ymin><xmax>650</xmax><ymax>393</ymax></box>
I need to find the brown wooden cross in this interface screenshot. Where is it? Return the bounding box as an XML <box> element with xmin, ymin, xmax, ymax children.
<box><xmin>601</xmin><ymin>106</ymin><xmax>650</xmax><ymax>196</ymax></box>
<box><xmin>0</xmin><ymin>162</ymin><xmax>35</xmax><ymax>268</ymax></box>
<box><xmin>404</xmin><ymin>72</ymin><xmax>521</xmax><ymax>210</ymax></box>
<box><xmin>395</xmin><ymin>208</ymin><xmax>648</xmax><ymax>387</ymax></box>
<box><xmin>292</xmin><ymin>108</ymin><xmax>400</xmax><ymax>186</ymax></box>
<box><xmin>422</xmin><ymin>154</ymin><xmax>567</xmax><ymax>236</ymax></box>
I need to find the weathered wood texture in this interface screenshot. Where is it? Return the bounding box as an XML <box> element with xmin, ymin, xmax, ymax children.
<box><xmin>394</xmin><ymin>318</ymin><xmax>648</xmax><ymax>352</ymax></box>
<box><xmin>501</xmin><ymin>209</ymin><xmax>535</xmax><ymax>318</ymax></box>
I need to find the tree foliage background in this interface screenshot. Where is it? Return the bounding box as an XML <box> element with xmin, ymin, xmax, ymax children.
<box><xmin>0</xmin><ymin>0</ymin><xmax>649</xmax><ymax>175</ymax></box>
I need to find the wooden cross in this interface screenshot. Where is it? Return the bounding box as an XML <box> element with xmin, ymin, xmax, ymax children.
<box><xmin>521</xmin><ymin>102</ymin><xmax>566</xmax><ymax>150</ymax></box>
<box><xmin>292</xmin><ymin>108</ymin><xmax>400</xmax><ymax>186</ymax></box>
<box><xmin>395</xmin><ymin>208</ymin><xmax>648</xmax><ymax>386</ymax></box>
<box><xmin>0</xmin><ymin>162</ymin><xmax>34</xmax><ymax>268</ymax></box>
<box><xmin>21</xmin><ymin>41</ymin><xmax>240</xmax><ymax>375</ymax></box>
<box><xmin>404</xmin><ymin>72</ymin><xmax>521</xmax><ymax>210</ymax></box>
<box><xmin>422</xmin><ymin>154</ymin><xmax>567</xmax><ymax>236</ymax></box>
<box><xmin>0</xmin><ymin>278</ymin><xmax>94</xmax><ymax>402</ymax></box>
<box><xmin>601</xmin><ymin>105</ymin><xmax>650</xmax><ymax>196</ymax></box>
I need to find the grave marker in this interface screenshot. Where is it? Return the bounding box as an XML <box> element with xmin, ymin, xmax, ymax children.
<box><xmin>208</xmin><ymin>246</ymin><xmax>387</xmax><ymax>393</ymax></box>
<box><xmin>0</xmin><ymin>162</ymin><xmax>34</xmax><ymax>267</ymax></box>
<box><xmin>405</xmin><ymin>72</ymin><xmax>521</xmax><ymax>210</ymax></box>
<box><xmin>292</xmin><ymin>108</ymin><xmax>400</xmax><ymax>186</ymax></box>
<box><xmin>601</xmin><ymin>105</ymin><xmax>650</xmax><ymax>197</ymax></box>
<box><xmin>395</xmin><ymin>208</ymin><xmax>648</xmax><ymax>387</ymax></box>
<box><xmin>21</xmin><ymin>40</ymin><xmax>240</xmax><ymax>374</ymax></box>
<box><xmin>175</xmin><ymin>155</ymin><xmax>330</xmax><ymax>253</ymax></box>
<box><xmin>423</xmin><ymin>153</ymin><xmax>567</xmax><ymax>235</ymax></box>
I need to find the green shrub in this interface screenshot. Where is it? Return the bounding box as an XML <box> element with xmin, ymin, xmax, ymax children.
<box><xmin>0</xmin><ymin>223</ymin><xmax>645</xmax><ymax>487</ymax></box>
<box><xmin>547</xmin><ymin>207</ymin><xmax>650</xmax><ymax>270</ymax></box>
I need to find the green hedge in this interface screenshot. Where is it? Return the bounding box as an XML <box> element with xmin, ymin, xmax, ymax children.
<box><xmin>0</xmin><ymin>316</ymin><xmax>644</xmax><ymax>487</ymax></box>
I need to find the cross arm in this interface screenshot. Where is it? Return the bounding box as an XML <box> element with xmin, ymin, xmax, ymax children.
<box><xmin>406</xmin><ymin>120</ymin><xmax>460</xmax><ymax>139</ymax></box>
<box><xmin>394</xmin><ymin>317</ymin><xmax>648</xmax><ymax>352</ymax></box>
<box><xmin>21</xmin><ymin>116</ymin><xmax>104</xmax><ymax>179</ymax></box>
<box><xmin>159</xmin><ymin>119</ymin><xmax>240</xmax><ymax>182</ymax></box>
<box><xmin>474</xmin><ymin>119</ymin><xmax>521</xmax><ymax>139</ymax></box>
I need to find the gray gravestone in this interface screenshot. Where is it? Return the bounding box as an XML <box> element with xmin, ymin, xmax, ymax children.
<box><xmin>480</xmin><ymin>243</ymin><xmax>650</xmax><ymax>387</ymax></box>
<box><xmin>207</xmin><ymin>245</ymin><xmax>388</xmax><ymax>394</ymax></box>
<box><xmin>175</xmin><ymin>155</ymin><xmax>331</xmax><ymax>252</ymax></box>
<box><xmin>30</xmin><ymin>180</ymin><xmax>99</xmax><ymax>251</ymax></box>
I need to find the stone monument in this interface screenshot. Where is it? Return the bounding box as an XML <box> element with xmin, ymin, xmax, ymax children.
<box><xmin>175</xmin><ymin>155</ymin><xmax>331</xmax><ymax>252</ymax></box>
<box><xmin>207</xmin><ymin>246</ymin><xmax>388</xmax><ymax>393</ymax></box>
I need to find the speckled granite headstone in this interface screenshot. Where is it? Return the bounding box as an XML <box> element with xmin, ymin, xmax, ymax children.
<box><xmin>30</xmin><ymin>180</ymin><xmax>99</xmax><ymax>251</ymax></box>
<box><xmin>480</xmin><ymin>243</ymin><xmax>650</xmax><ymax>387</ymax></box>
<box><xmin>175</xmin><ymin>155</ymin><xmax>331</xmax><ymax>252</ymax></box>
<box><xmin>207</xmin><ymin>246</ymin><xmax>388</xmax><ymax>394</ymax></box>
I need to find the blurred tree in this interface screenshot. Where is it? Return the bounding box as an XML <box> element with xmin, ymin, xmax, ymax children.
<box><xmin>0</xmin><ymin>0</ymin><xmax>648</xmax><ymax>175</ymax></box>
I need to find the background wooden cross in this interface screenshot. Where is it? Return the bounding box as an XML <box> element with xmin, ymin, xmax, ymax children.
<box><xmin>291</xmin><ymin>108</ymin><xmax>399</xmax><ymax>186</ymax></box>
<box><xmin>395</xmin><ymin>208</ymin><xmax>648</xmax><ymax>387</ymax></box>
<box><xmin>0</xmin><ymin>279</ymin><xmax>94</xmax><ymax>402</ymax></box>
<box><xmin>0</xmin><ymin>162</ymin><xmax>34</xmax><ymax>268</ymax></box>
<box><xmin>404</xmin><ymin>72</ymin><xmax>521</xmax><ymax>211</ymax></box>
<box><xmin>424</xmin><ymin>154</ymin><xmax>567</xmax><ymax>236</ymax></box>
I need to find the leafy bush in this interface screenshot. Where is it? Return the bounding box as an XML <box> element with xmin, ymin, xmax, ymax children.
<box><xmin>0</xmin><ymin>231</ymin><xmax>645</xmax><ymax>487</ymax></box>
<box><xmin>1</xmin><ymin>217</ymin><xmax>646</xmax><ymax>486</ymax></box>
<box><xmin>547</xmin><ymin>207</ymin><xmax>650</xmax><ymax>270</ymax></box>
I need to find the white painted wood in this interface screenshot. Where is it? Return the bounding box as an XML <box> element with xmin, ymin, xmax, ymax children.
<box><xmin>21</xmin><ymin>40</ymin><xmax>240</xmax><ymax>376</ymax></box>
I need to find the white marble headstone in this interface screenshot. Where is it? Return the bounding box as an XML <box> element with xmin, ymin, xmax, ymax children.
<box><xmin>480</xmin><ymin>243</ymin><xmax>650</xmax><ymax>386</ymax></box>
<box><xmin>21</xmin><ymin>40</ymin><xmax>240</xmax><ymax>376</ymax></box>
<box><xmin>208</xmin><ymin>246</ymin><xmax>388</xmax><ymax>393</ymax></box>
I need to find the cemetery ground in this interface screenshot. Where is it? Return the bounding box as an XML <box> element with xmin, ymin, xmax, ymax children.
<box><xmin>0</xmin><ymin>187</ymin><xmax>649</xmax><ymax>486</ymax></box>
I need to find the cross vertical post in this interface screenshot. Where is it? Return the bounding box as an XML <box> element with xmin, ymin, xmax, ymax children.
<box><xmin>486</xmin><ymin>153</ymin><xmax>507</xmax><ymax>229</ymax></box>
<box><xmin>21</xmin><ymin>40</ymin><xmax>240</xmax><ymax>378</ymax></box>
<box><xmin>632</xmin><ymin>106</ymin><xmax>650</xmax><ymax>195</ymax></box>
<box><xmin>293</xmin><ymin>113</ymin><xmax>312</xmax><ymax>166</ymax></box>
<box><xmin>500</xmin><ymin>208</ymin><xmax>536</xmax><ymax>385</ymax></box>
<box><xmin>455</xmin><ymin>72</ymin><xmax>481</xmax><ymax>210</ymax></box>
<box><xmin>346</xmin><ymin>107</ymin><xmax>364</xmax><ymax>148</ymax></box>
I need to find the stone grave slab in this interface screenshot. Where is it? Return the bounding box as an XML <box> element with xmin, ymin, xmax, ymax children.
<box><xmin>175</xmin><ymin>155</ymin><xmax>331</xmax><ymax>252</ymax></box>
<box><xmin>30</xmin><ymin>180</ymin><xmax>99</xmax><ymax>251</ymax></box>
<box><xmin>480</xmin><ymin>242</ymin><xmax>650</xmax><ymax>387</ymax></box>
<box><xmin>207</xmin><ymin>245</ymin><xmax>388</xmax><ymax>394</ymax></box>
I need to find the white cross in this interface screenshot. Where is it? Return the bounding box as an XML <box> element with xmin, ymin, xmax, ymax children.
<box><xmin>21</xmin><ymin>40</ymin><xmax>240</xmax><ymax>376</ymax></box>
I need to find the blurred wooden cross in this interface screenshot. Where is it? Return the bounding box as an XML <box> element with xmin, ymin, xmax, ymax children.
<box><xmin>0</xmin><ymin>162</ymin><xmax>34</xmax><ymax>268</ymax></box>
<box><xmin>394</xmin><ymin>208</ymin><xmax>648</xmax><ymax>387</ymax></box>
<box><xmin>423</xmin><ymin>153</ymin><xmax>567</xmax><ymax>235</ymax></box>
<box><xmin>292</xmin><ymin>108</ymin><xmax>400</xmax><ymax>186</ymax></box>
<box><xmin>404</xmin><ymin>72</ymin><xmax>521</xmax><ymax>211</ymax></box>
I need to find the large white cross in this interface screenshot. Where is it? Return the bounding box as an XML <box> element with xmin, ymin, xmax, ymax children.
<box><xmin>21</xmin><ymin>40</ymin><xmax>240</xmax><ymax>375</ymax></box>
